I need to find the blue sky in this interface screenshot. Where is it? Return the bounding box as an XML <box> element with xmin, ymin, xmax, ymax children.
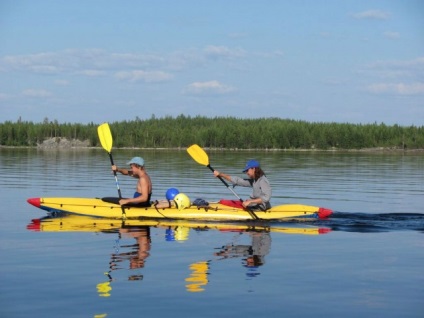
<box><xmin>1</xmin><ymin>0</ymin><xmax>423</xmax><ymax>125</ymax></box>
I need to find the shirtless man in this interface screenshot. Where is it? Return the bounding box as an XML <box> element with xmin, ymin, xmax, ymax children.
<box><xmin>112</xmin><ymin>156</ymin><xmax>152</xmax><ymax>207</ymax></box>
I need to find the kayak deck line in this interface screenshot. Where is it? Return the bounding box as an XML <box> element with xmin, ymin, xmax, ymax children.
<box><xmin>27</xmin><ymin>197</ymin><xmax>333</xmax><ymax>221</ymax></box>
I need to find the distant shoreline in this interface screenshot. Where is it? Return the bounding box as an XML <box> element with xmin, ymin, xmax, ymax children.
<box><xmin>1</xmin><ymin>137</ymin><xmax>422</xmax><ymax>153</ymax></box>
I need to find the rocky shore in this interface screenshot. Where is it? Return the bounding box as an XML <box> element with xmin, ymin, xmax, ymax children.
<box><xmin>37</xmin><ymin>137</ymin><xmax>90</xmax><ymax>149</ymax></box>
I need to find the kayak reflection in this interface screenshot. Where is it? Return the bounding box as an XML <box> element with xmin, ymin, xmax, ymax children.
<box><xmin>27</xmin><ymin>214</ymin><xmax>331</xmax><ymax>295</ymax></box>
<box><xmin>26</xmin><ymin>214</ymin><xmax>331</xmax><ymax>235</ymax></box>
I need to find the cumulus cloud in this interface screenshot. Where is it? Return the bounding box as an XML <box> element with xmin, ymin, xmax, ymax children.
<box><xmin>366</xmin><ymin>82</ymin><xmax>424</xmax><ymax>95</ymax></box>
<box><xmin>22</xmin><ymin>89</ymin><xmax>53</xmax><ymax>98</ymax></box>
<box><xmin>352</xmin><ymin>10</ymin><xmax>390</xmax><ymax>20</ymax></box>
<box><xmin>183</xmin><ymin>80</ymin><xmax>236</xmax><ymax>96</ymax></box>
<box><xmin>115</xmin><ymin>70</ymin><xmax>173</xmax><ymax>83</ymax></box>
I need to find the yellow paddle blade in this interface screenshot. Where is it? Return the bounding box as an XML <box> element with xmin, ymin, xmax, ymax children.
<box><xmin>187</xmin><ymin>144</ymin><xmax>209</xmax><ymax>166</ymax></box>
<box><xmin>97</xmin><ymin>123</ymin><xmax>113</xmax><ymax>153</ymax></box>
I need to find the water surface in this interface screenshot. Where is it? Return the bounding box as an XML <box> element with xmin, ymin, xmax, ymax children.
<box><xmin>1</xmin><ymin>148</ymin><xmax>423</xmax><ymax>317</ymax></box>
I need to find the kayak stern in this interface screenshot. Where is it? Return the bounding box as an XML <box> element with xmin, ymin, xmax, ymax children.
<box><xmin>318</xmin><ymin>207</ymin><xmax>333</xmax><ymax>219</ymax></box>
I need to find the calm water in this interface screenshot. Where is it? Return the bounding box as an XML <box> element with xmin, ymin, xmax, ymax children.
<box><xmin>1</xmin><ymin>148</ymin><xmax>423</xmax><ymax>318</ymax></box>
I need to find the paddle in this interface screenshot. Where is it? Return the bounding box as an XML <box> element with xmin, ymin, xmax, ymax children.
<box><xmin>97</xmin><ymin>123</ymin><xmax>125</xmax><ymax>215</ymax></box>
<box><xmin>187</xmin><ymin>144</ymin><xmax>258</xmax><ymax>220</ymax></box>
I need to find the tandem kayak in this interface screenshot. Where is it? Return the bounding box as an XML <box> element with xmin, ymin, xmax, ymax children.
<box><xmin>27</xmin><ymin>197</ymin><xmax>333</xmax><ymax>221</ymax></box>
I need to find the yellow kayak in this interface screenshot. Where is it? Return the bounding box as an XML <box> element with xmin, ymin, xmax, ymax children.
<box><xmin>27</xmin><ymin>197</ymin><xmax>333</xmax><ymax>221</ymax></box>
<box><xmin>27</xmin><ymin>214</ymin><xmax>331</xmax><ymax>235</ymax></box>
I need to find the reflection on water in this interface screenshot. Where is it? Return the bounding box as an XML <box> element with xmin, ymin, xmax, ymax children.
<box><xmin>186</xmin><ymin>261</ymin><xmax>209</xmax><ymax>292</ymax></box>
<box><xmin>215</xmin><ymin>231</ymin><xmax>271</xmax><ymax>267</ymax></box>
<box><xmin>27</xmin><ymin>209</ymin><xmax>424</xmax><ymax>299</ymax></box>
<box><xmin>97</xmin><ymin>226</ymin><xmax>151</xmax><ymax>297</ymax></box>
<box><xmin>111</xmin><ymin>227</ymin><xmax>151</xmax><ymax>273</ymax></box>
<box><xmin>27</xmin><ymin>214</ymin><xmax>329</xmax><ymax>295</ymax></box>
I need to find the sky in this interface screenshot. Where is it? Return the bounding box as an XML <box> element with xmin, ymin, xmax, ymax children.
<box><xmin>1</xmin><ymin>0</ymin><xmax>423</xmax><ymax>126</ymax></box>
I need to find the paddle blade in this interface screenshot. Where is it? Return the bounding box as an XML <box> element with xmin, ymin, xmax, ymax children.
<box><xmin>97</xmin><ymin>123</ymin><xmax>113</xmax><ymax>153</ymax></box>
<box><xmin>187</xmin><ymin>144</ymin><xmax>209</xmax><ymax>166</ymax></box>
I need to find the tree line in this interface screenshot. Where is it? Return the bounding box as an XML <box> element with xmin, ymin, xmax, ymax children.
<box><xmin>1</xmin><ymin>115</ymin><xmax>423</xmax><ymax>150</ymax></box>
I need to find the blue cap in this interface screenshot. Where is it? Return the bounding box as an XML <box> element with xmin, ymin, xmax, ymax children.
<box><xmin>242</xmin><ymin>159</ymin><xmax>260</xmax><ymax>172</ymax></box>
<box><xmin>127</xmin><ymin>157</ymin><xmax>145</xmax><ymax>166</ymax></box>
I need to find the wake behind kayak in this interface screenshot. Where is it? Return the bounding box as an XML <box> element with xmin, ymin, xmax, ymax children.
<box><xmin>313</xmin><ymin>212</ymin><xmax>424</xmax><ymax>233</ymax></box>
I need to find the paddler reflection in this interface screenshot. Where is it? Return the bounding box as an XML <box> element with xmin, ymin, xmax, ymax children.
<box><xmin>215</xmin><ymin>230</ymin><xmax>271</xmax><ymax>279</ymax></box>
<box><xmin>110</xmin><ymin>226</ymin><xmax>151</xmax><ymax>273</ymax></box>
<box><xmin>185</xmin><ymin>229</ymin><xmax>271</xmax><ymax>292</ymax></box>
<box><xmin>98</xmin><ymin>226</ymin><xmax>151</xmax><ymax>296</ymax></box>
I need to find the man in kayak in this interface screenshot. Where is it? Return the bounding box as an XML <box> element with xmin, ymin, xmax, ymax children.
<box><xmin>112</xmin><ymin>157</ymin><xmax>152</xmax><ymax>207</ymax></box>
<box><xmin>213</xmin><ymin>159</ymin><xmax>272</xmax><ymax>211</ymax></box>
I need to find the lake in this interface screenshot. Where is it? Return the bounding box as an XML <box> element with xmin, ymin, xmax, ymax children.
<box><xmin>1</xmin><ymin>147</ymin><xmax>423</xmax><ymax>318</ymax></box>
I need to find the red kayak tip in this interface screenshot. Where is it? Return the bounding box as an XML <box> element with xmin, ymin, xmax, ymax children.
<box><xmin>26</xmin><ymin>219</ymin><xmax>41</xmax><ymax>231</ymax></box>
<box><xmin>318</xmin><ymin>207</ymin><xmax>333</xmax><ymax>219</ymax></box>
<box><xmin>27</xmin><ymin>197</ymin><xmax>41</xmax><ymax>208</ymax></box>
<box><xmin>318</xmin><ymin>228</ymin><xmax>332</xmax><ymax>234</ymax></box>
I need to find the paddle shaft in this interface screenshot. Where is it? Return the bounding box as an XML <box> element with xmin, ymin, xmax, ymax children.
<box><xmin>107</xmin><ymin>150</ymin><xmax>128</xmax><ymax>218</ymax></box>
<box><xmin>206</xmin><ymin>165</ymin><xmax>239</xmax><ymax>198</ymax></box>
<box><xmin>108</xmin><ymin>153</ymin><xmax>123</xmax><ymax>199</ymax></box>
<box><xmin>206</xmin><ymin>164</ymin><xmax>259</xmax><ymax>220</ymax></box>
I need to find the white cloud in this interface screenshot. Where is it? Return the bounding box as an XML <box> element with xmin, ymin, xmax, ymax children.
<box><xmin>115</xmin><ymin>70</ymin><xmax>173</xmax><ymax>83</ymax></box>
<box><xmin>352</xmin><ymin>10</ymin><xmax>390</xmax><ymax>20</ymax></box>
<box><xmin>203</xmin><ymin>46</ymin><xmax>246</xmax><ymax>59</ymax></box>
<box><xmin>22</xmin><ymin>89</ymin><xmax>53</xmax><ymax>98</ymax></box>
<box><xmin>0</xmin><ymin>47</ymin><xmax>249</xmax><ymax>79</ymax></box>
<box><xmin>183</xmin><ymin>80</ymin><xmax>236</xmax><ymax>95</ymax></box>
<box><xmin>364</xmin><ymin>56</ymin><xmax>424</xmax><ymax>80</ymax></box>
<box><xmin>28</xmin><ymin>65</ymin><xmax>62</xmax><ymax>74</ymax></box>
<box><xmin>366</xmin><ymin>82</ymin><xmax>424</xmax><ymax>95</ymax></box>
